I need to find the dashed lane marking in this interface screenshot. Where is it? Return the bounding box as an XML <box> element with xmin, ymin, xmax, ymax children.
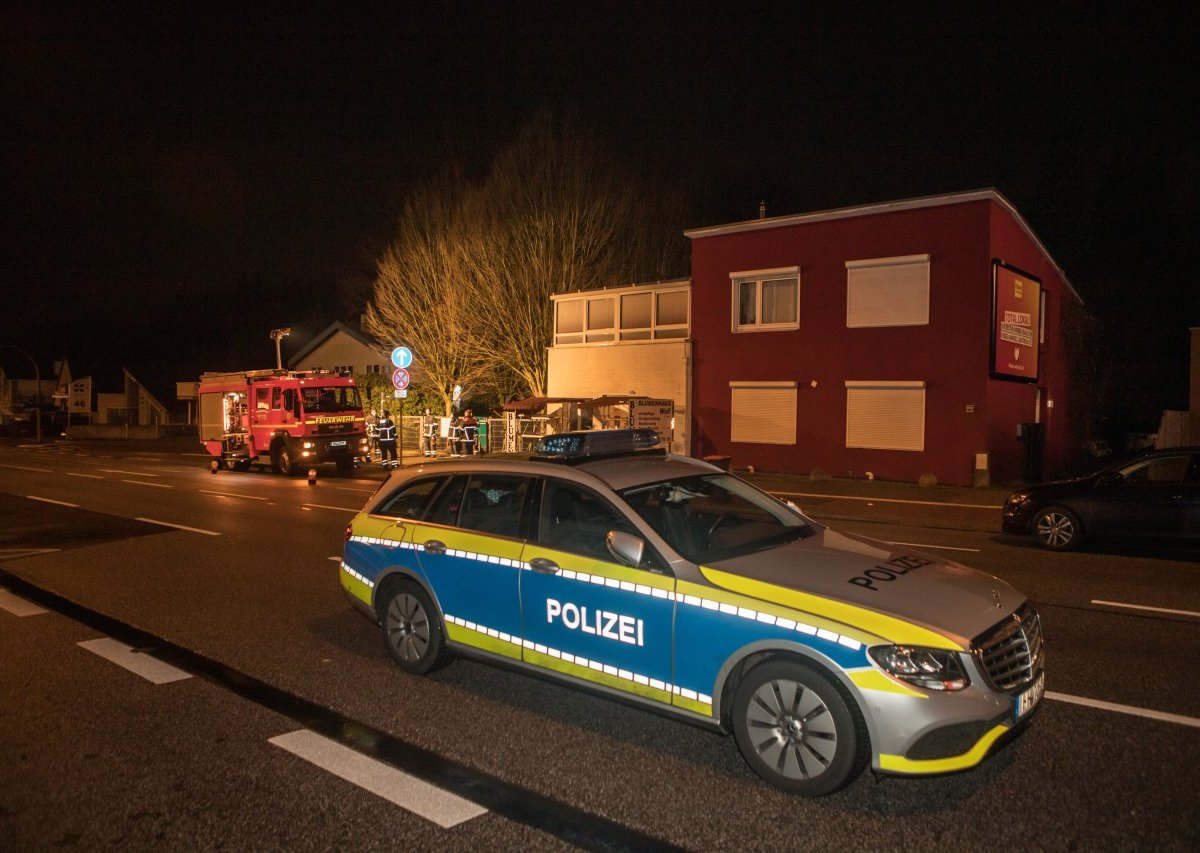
<box><xmin>303</xmin><ymin>503</ymin><xmax>359</xmax><ymax>513</ymax></box>
<box><xmin>0</xmin><ymin>589</ymin><xmax>49</xmax><ymax>616</ymax></box>
<box><xmin>26</xmin><ymin>495</ymin><xmax>80</xmax><ymax>508</ymax></box>
<box><xmin>0</xmin><ymin>463</ymin><xmax>53</xmax><ymax>473</ymax></box>
<box><xmin>1047</xmin><ymin>692</ymin><xmax>1200</xmax><ymax>729</ymax></box>
<box><xmin>770</xmin><ymin>489</ymin><xmax>1003</xmax><ymax>510</ymax></box>
<box><xmin>269</xmin><ymin>730</ymin><xmax>488</xmax><ymax>828</ymax></box>
<box><xmin>78</xmin><ymin>638</ymin><xmax>193</xmax><ymax>684</ymax></box>
<box><xmin>198</xmin><ymin>489</ymin><xmax>270</xmax><ymax>501</ymax></box>
<box><xmin>121</xmin><ymin>480</ymin><xmax>174</xmax><ymax>489</ymax></box>
<box><xmin>1092</xmin><ymin>599</ymin><xmax>1200</xmax><ymax>619</ymax></box>
<box><xmin>884</xmin><ymin>540</ymin><xmax>981</xmax><ymax>553</ymax></box>
<box><xmin>99</xmin><ymin>468</ymin><xmax>161</xmax><ymax>477</ymax></box>
<box><xmin>66</xmin><ymin>472</ymin><xmax>105</xmax><ymax>479</ymax></box>
<box><xmin>135</xmin><ymin>517</ymin><xmax>220</xmax><ymax>536</ymax></box>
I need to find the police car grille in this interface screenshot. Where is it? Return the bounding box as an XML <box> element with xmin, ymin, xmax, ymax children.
<box><xmin>974</xmin><ymin>602</ymin><xmax>1044</xmax><ymax>691</ymax></box>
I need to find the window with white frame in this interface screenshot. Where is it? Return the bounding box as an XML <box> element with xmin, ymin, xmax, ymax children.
<box><xmin>730</xmin><ymin>381</ymin><xmax>797</xmax><ymax>444</ymax></box>
<box><xmin>844</xmin><ymin>380</ymin><xmax>925</xmax><ymax>451</ymax></box>
<box><xmin>554</xmin><ymin>285</ymin><xmax>690</xmax><ymax>346</ymax></box>
<box><xmin>366</xmin><ymin>364</ymin><xmax>384</xmax><ymax>375</ymax></box>
<box><xmin>731</xmin><ymin>267</ymin><xmax>799</xmax><ymax>332</ymax></box>
<box><xmin>845</xmin><ymin>254</ymin><xmax>930</xmax><ymax>328</ymax></box>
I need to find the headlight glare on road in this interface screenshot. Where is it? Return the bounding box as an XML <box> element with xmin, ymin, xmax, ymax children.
<box><xmin>869</xmin><ymin>645</ymin><xmax>969</xmax><ymax>691</ymax></box>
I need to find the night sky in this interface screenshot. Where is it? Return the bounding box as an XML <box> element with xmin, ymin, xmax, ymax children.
<box><xmin>3</xmin><ymin>3</ymin><xmax>1196</xmax><ymax>434</ymax></box>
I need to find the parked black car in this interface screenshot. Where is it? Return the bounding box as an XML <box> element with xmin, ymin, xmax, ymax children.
<box><xmin>1002</xmin><ymin>447</ymin><xmax>1200</xmax><ymax>550</ymax></box>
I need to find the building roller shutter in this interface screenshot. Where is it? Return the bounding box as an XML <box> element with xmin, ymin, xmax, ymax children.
<box><xmin>845</xmin><ymin>381</ymin><xmax>925</xmax><ymax>451</ymax></box>
<box><xmin>730</xmin><ymin>381</ymin><xmax>797</xmax><ymax>445</ymax></box>
<box><xmin>846</xmin><ymin>254</ymin><xmax>930</xmax><ymax>328</ymax></box>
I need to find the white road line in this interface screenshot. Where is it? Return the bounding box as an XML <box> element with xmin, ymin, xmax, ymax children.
<box><xmin>100</xmin><ymin>468</ymin><xmax>161</xmax><ymax>477</ymax></box>
<box><xmin>26</xmin><ymin>495</ymin><xmax>80</xmax><ymax>508</ymax></box>
<box><xmin>1047</xmin><ymin>692</ymin><xmax>1200</xmax><ymax>729</ymax></box>
<box><xmin>771</xmin><ymin>489</ymin><xmax>1002</xmax><ymax>510</ymax></box>
<box><xmin>268</xmin><ymin>730</ymin><xmax>487</xmax><ymax>828</ymax></box>
<box><xmin>337</xmin><ymin>486</ymin><xmax>377</xmax><ymax>493</ymax></box>
<box><xmin>78</xmin><ymin>638</ymin><xmax>192</xmax><ymax>684</ymax></box>
<box><xmin>884</xmin><ymin>540</ymin><xmax>981</xmax><ymax>553</ymax></box>
<box><xmin>0</xmin><ymin>589</ymin><xmax>48</xmax><ymax>617</ymax></box>
<box><xmin>0</xmin><ymin>463</ymin><xmax>53</xmax><ymax>473</ymax></box>
<box><xmin>303</xmin><ymin>503</ymin><xmax>359</xmax><ymax>513</ymax></box>
<box><xmin>135</xmin><ymin>517</ymin><xmax>221</xmax><ymax>536</ymax></box>
<box><xmin>0</xmin><ymin>548</ymin><xmax>60</xmax><ymax>559</ymax></box>
<box><xmin>122</xmin><ymin>479</ymin><xmax>174</xmax><ymax>489</ymax></box>
<box><xmin>198</xmin><ymin>489</ymin><xmax>270</xmax><ymax>502</ymax></box>
<box><xmin>66</xmin><ymin>472</ymin><xmax>105</xmax><ymax>479</ymax></box>
<box><xmin>1091</xmin><ymin>599</ymin><xmax>1200</xmax><ymax>619</ymax></box>
<box><xmin>328</xmin><ymin>556</ymin><xmax>342</xmax><ymax>562</ymax></box>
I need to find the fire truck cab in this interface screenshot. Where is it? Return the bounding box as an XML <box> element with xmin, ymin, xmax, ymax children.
<box><xmin>198</xmin><ymin>369</ymin><xmax>369</xmax><ymax>475</ymax></box>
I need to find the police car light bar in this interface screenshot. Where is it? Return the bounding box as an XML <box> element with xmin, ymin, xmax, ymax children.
<box><xmin>534</xmin><ymin>428</ymin><xmax>661</xmax><ymax>460</ymax></box>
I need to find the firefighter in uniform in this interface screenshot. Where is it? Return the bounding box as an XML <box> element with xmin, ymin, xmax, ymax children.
<box><xmin>377</xmin><ymin>410</ymin><xmax>398</xmax><ymax>467</ymax></box>
<box><xmin>365</xmin><ymin>410</ymin><xmax>379</xmax><ymax>462</ymax></box>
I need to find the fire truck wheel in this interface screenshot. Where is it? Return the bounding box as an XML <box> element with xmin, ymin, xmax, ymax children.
<box><xmin>272</xmin><ymin>444</ymin><xmax>296</xmax><ymax>476</ymax></box>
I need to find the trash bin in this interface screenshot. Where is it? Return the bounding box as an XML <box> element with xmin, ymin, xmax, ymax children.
<box><xmin>478</xmin><ymin>420</ymin><xmax>488</xmax><ymax>454</ymax></box>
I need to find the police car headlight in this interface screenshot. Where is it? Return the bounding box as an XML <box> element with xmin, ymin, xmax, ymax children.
<box><xmin>869</xmin><ymin>646</ymin><xmax>970</xmax><ymax>691</ymax></box>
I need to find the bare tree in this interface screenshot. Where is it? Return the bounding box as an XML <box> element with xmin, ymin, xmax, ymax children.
<box><xmin>461</xmin><ymin>110</ymin><xmax>683</xmax><ymax>396</ymax></box>
<box><xmin>368</xmin><ymin>111</ymin><xmax>689</xmax><ymax>406</ymax></box>
<box><xmin>363</xmin><ymin>172</ymin><xmax>491</xmax><ymax>416</ymax></box>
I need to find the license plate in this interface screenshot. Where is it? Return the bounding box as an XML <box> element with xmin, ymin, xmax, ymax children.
<box><xmin>1014</xmin><ymin>671</ymin><xmax>1045</xmax><ymax>721</ymax></box>
<box><xmin>330</xmin><ymin>440</ymin><xmax>347</xmax><ymax>448</ymax></box>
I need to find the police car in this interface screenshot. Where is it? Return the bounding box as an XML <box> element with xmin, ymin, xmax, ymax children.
<box><xmin>340</xmin><ymin>429</ymin><xmax>1044</xmax><ymax>795</ymax></box>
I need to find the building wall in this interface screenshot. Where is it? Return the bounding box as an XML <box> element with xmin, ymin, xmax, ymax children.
<box><xmin>547</xmin><ymin>340</ymin><xmax>690</xmax><ymax>454</ymax></box>
<box><xmin>688</xmin><ymin>196</ymin><xmax>1081</xmax><ymax>486</ymax></box>
<box><xmin>293</xmin><ymin>334</ymin><xmax>389</xmax><ymax>376</ymax></box>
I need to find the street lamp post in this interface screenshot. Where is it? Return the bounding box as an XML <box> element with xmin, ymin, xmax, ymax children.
<box><xmin>1</xmin><ymin>344</ymin><xmax>42</xmax><ymax>442</ymax></box>
<box><xmin>269</xmin><ymin>328</ymin><xmax>292</xmax><ymax>371</ymax></box>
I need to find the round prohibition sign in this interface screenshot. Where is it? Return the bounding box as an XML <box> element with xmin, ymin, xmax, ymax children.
<box><xmin>391</xmin><ymin>368</ymin><xmax>410</xmax><ymax>390</ymax></box>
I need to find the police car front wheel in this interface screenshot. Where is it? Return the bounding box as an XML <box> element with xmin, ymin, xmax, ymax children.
<box><xmin>382</xmin><ymin>581</ymin><xmax>449</xmax><ymax>675</ymax></box>
<box><xmin>731</xmin><ymin>660</ymin><xmax>867</xmax><ymax>796</ymax></box>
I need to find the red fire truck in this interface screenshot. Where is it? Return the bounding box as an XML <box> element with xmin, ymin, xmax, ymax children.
<box><xmin>198</xmin><ymin>369</ymin><xmax>369</xmax><ymax>474</ymax></box>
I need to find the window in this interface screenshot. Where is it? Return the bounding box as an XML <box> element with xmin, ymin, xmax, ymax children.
<box><xmin>621</xmin><ymin>292</ymin><xmax>652</xmax><ymax>341</ymax></box>
<box><xmin>731</xmin><ymin>268</ymin><xmax>799</xmax><ymax>332</ymax></box>
<box><xmin>845</xmin><ymin>381</ymin><xmax>925</xmax><ymax>451</ymax></box>
<box><xmin>538</xmin><ymin>480</ymin><xmax>634</xmax><ymax>561</ymax></box>
<box><xmin>1120</xmin><ymin>455</ymin><xmax>1190</xmax><ymax>484</ymax></box>
<box><xmin>271</xmin><ymin>387</ymin><xmax>282</xmax><ymax>409</ymax></box>
<box><xmin>587</xmin><ymin>297</ymin><xmax>615</xmax><ymax>342</ymax></box>
<box><xmin>376</xmin><ymin>477</ymin><xmax>448</xmax><ymax>519</ymax></box>
<box><xmin>655</xmin><ymin>290</ymin><xmax>689</xmax><ymax>338</ymax></box>
<box><xmin>846</xmin><ymin>254</ymin><xmax>930</xmax><ymax>328</ymax></box>
<box><xmin>430</xmin><ymin>474</ymin><xmax>531</xmax><ymax>539</ymax></box>
<box><xmin>555</xmin><ymin>300</ymin><xmax>585</xmax><ymax>344</ymax></box>
<box><xmin>729</xmin><ymin>381</ymin><xmax>797</xmax><ymax>445</ymax></box>
<box><xmin>256</xmin><ymin>387</ymin><xmax>269</xmax><ymax>412</ymax></box>
<box><xmin>366</xmin><ymin>364</ymin><xmax>384</xmax><ymax>375</ymax></box>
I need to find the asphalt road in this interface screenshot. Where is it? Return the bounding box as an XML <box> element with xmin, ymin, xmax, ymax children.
<box><xmin>1</xmin><ymin>441</ymin><xmax>1198</xmax><ymax>851</ymax></box>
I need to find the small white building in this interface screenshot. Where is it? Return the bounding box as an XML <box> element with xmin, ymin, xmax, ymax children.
<box><xmin>288</xmin><ymin>321</ymin><xmax>391</xmax><ymax>376</ymax></box>
<box><xmin>547</xmin><ymin>279</ymin><xmax>691</xmax><ymax>454</ymax></box>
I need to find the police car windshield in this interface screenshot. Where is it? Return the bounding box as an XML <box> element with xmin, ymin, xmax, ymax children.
<box><xmin>301</xmin><ymin>385</ymin><xmax>361</xmax><ymax>413</ymax></box>
<box><xmin>618</xmin><ymin>474</ymin><xmax>815</xmax><ymax>564</ymax></box>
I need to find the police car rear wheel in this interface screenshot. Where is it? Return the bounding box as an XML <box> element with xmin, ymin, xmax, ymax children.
<box><xmin>732</xmin><ymin>660</ymin><xmax>865</xmax><ymax>796</ymax></box>
<box><xmin>383</xmin><ymin>582</ymin><xmax>447</xmax><ymax>674</ymax></box>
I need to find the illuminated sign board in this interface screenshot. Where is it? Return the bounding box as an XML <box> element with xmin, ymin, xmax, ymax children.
<box><xmin>990</xmin><ymin>261</ymin><xmax>1041</xmax><ymax>383</ymax></box>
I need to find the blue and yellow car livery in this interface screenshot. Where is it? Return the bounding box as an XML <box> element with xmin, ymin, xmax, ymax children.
<box><xmin>341</xmin><ymin>429</ymin><xmax>1044</xmax><ymax>795</ymax></box>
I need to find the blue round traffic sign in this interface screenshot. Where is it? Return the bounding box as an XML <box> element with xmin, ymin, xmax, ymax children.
<box><xmin>390</xmin><ymin>346</ymin><xmax>413</xmax><ymax>369</ymax></box>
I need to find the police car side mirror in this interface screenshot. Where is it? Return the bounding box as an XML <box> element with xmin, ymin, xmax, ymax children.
<box><xmin>606</xmin><ymin>530</ymin><xmax>645</xmax><ymax>568</ymax></box>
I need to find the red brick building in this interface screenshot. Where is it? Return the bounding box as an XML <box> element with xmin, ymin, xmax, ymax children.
<box><xmin>685</xmin><ymin>189</ymin><xmax>1086</xmax><ymax>486</ymax></box>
